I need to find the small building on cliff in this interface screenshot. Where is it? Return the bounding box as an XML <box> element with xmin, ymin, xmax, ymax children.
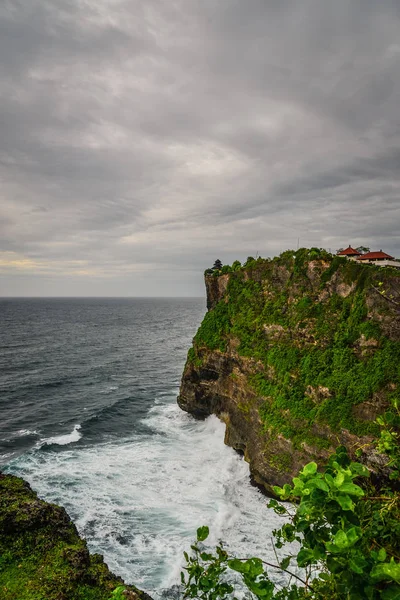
<box><xmin>357</xmin><ymin>250</ymin><xmax>394</xmax><ymax>262</ymax></box>
<box><xmin>337</xmin><ymin>246</ymin><xmax>362</xmax><ymax>259</ymax></box>
<box><xmin>356</xmin><ymin>250</ymin><xmax>400</xmax><ymax>269</ymax></box>
<box><xmin>337</xmin><ymin>247</ymin><xmax>400</xmax><ymax>269</ymax></box>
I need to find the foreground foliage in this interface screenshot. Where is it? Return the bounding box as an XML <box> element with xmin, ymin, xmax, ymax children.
<box><xmin>181</xmin><ymin>411</ymin><xmax>400</xmax><ymax>599</ymax></box>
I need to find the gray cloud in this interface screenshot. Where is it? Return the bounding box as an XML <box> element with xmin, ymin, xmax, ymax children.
<box><xmin>1</xmin><ymin>0</ymin><xmax>400</xmax><ymax>296</ymax></box>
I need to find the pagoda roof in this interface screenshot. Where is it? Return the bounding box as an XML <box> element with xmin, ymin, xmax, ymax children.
<box><xmin>337</xmin><ymin>246</ymin><xmax>361</xmax><ymax>256</ymax></box>
<box><xmin>357</xmin><ymin>251</ymin><xmax>395</xmax><ymax>260</ymax></box>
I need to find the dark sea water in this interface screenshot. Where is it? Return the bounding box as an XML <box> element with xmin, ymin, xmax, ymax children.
<box><xmin>0</xmin><ymin>298</ymin><xmax>285</xmax><ymax>597</ymax></box>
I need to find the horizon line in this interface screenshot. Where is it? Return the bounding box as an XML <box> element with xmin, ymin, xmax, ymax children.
<box><xmin>0</xmin><ymin>295</ymin><xmax>205</xmax><ymax>299</ymax></box>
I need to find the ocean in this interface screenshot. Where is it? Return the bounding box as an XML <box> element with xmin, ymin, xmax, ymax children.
<box><xmin>0</xmin><ymin>297</ymin><xmax>286</xmax><ymax>597</ymax></box>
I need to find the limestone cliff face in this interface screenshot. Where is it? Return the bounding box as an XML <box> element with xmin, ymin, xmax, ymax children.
<box><xmin>178</xmin><ymin>251</ymin><xmax>400</xmax><ymax>495</ymax></box>
<box><xmin>205</xmin><ymin>273</ymin><xmax>230</xmax><ymax>310</ymax></box>
<box><xmin>0</xmin><ymin>473</ymin><xmax>152</xmax><ymax>600</ymax></box>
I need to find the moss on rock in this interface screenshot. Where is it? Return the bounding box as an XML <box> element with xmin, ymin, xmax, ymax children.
<box><xmin>179</xmin><ymin>248</ymin><xmax>400</xmax><ymax>493</ymax></box>
<box><xmin>0</xmin><ymin>473</ymin><xmax>152</xmax><ymax>600</ymax></box>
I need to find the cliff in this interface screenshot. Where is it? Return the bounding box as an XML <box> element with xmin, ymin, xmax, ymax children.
<box><xmin>178</xmin><ymin>249</ymin><xmax>400</xmax><ymax>495</ymax></box>
<box><xmin>0</xmin><ymin>472</ymin><xmax>152</xmax><ymax>600</ymax></box>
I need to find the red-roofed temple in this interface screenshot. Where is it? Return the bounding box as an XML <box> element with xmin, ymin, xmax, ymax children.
<box><xmin>357</xmin><ymin>250</ymin><xmax>395</xmax><ymax>261</ymax></box>
<box><xmin>337</xmin><ymin>246</ymin><xmax>361</xmax><ymax>258</ymax></box>
<box><xmin>336</xmin><ymin>247</ymin><xmax>399</xmax><ymax>269</ymax></box>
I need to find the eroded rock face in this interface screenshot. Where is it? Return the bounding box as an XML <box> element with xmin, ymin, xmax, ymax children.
<box><xmin>178</xmin><ymin>349</ymin><xmax>298</xmax><ymax>492</ymax></box>
<box><xmin>179</xmin><ymin>254</ymin><xmax>400</xmax><ymax>495</ymax></box>
<box><xmin>205</xmin><ymin>273</ymin><xmax>230</xmax><ymax>310</ymax></box>
<box><xmin>178</xmin><ymin>347</ymin><xmax>384</xmax><ymax>495</ymax></box>
<box><xmin>0</xmin><ymin>473</ymin><xmax>153</xmax><ymax>600</ymax></box>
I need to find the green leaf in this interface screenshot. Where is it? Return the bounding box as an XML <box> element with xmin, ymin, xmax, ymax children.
<box><xmin>292</xmin><ymin>477</ymin><xmax>304</xmax><ymax>490</ymax></box>
<box><xmin>378</xmin><ymin>548</ymin><xmax>387</xmax><ymax>562</ymax></box>
<box><xmin>313</xmin><ymin>546</ymin><xmax>326</xmax><ymax>561</ymax></box>
<box><xmin>349</xmin><ymin>559</ymin><xmax>364</xmax><ymax>574</ymax></box>
<box><xmin>335</xmin><ymin>494</ymin><xmax>354</xmax><ymax>511</ymax></box>
<box><xmin>245</xmin><ymin>578</ymin><xmax>274</xmax><ymax>599</ymax></box>
<box><xmin>349</xmin><ymin>551</ymin><xmax>367</xmax><ymax>575</ymax></box>
<box><xmin>297</xmin><ymin>548</ymin><xmax>314</xmax><ymax>566</ymax></box>
<box><xmin>338</xmin><ymin>482</ymin><xmax>364</xmax><ymax>497</ymax></box>
<box><xmin>334</xmin><ymin>471</ymin><xmax>345</xmax><ymax>487</ymax></box>
<box><xmin>200</xmin><ymin>552</ymin><xmax>214</xmax><ymax>561</ymax></box>
<box><xmin>297</xmin><ymin>500</ymin><xmax>314</xmax><ymax>516</ymax></box>
<box><xmin>333</xmin><ymin>530</ymin><xmax>348</xmax><ymax>549</ymax></box>
<box><xmin>370</xmin><ymin>561</ymin><xmax>400</xmax><ymax>585</ymax></box>
<box><xmin>302</xmin><ymin>462</ymin><xmax>317</xmax><ymax>476</ymax></box>
<box><xmin>248</xmin><ymin>557</ymin><xmax>264</xmax><ymax>577</ymax></box>
<box><xmin>346</xmin><ymin>527</ymin><xmax>361</xmax><ymax>546</ymax></box>
<box><xmin>283</xmin><ymin>483</ymin><xmax>292</xmax><ymax>496</ymax></box>
<box><xmin>228</xmin><ymin>558</ymin><xmax>250</xmax><ymax>573</ymax></box>
<box><xmin>280</xmin><ymin>556</ymin><xmax>291</xmax><ymax>570</ymax></box>
<box><xmin>197</xmin><ymin>526</ymin><xmax>209</xmax><ymax>542</ymax></box>
<box><xmin>307</xmin><ymin>477</ymin><xmax>329</xmax><ymax>492</ymax></box>
<box><xmin>267</xmin><ymin>499</ymin><xmax>279</xmax><ymax>509</ymax></box>
<box><xmin>325</xmin><ymin>473</ymin><xmax>335</xmax><ymax>488</ymax></box>
<box><xmin>349</xmin><ymin>462</ymin><xmax>370</xmax><ymax>477</ymax></box>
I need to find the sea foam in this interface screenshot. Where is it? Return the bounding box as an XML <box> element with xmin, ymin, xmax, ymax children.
<box><xmin>6</xmin><ymin>401</ymin><xmax>291</xmax><ymax>597</ymax></box>
<box><xmin>38</xmin><ymin>424</ymin><xmax>82</xmax><ymax>447</ymax></box>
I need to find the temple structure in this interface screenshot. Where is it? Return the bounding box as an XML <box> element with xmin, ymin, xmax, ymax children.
<box><xmin>357</xmin><ymin>250</ymin><xmax>394</xmax><ymax>262</ymax></box>
<box><xmin>337</xmin><ymin>246</ymin><xmax>362</xmax><ymax>259</ymax></box>
<box><xmin>337</xmin><ymin>247</ymin><xmax>400</xmax><ymax>269</ymax></box>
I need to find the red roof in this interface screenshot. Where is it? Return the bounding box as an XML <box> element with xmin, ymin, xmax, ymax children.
<box><xmin>357</xmin><ymin>251</ymin><xmax>394</xmax><ymax>261</ymax></box>
<box><xmin>337</xmin><ymin>246</ymin><xmax>361</xmax><ymax>256</ymax></box>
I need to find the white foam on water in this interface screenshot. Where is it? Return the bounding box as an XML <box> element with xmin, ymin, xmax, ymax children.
<box><xmin>38</xmin><ymin>424</ymin><xmax>82</xmax><ymax>447</ymax></box>
<box><xmin>7</xmin><ymin>402</ymin><xmax>292</xmax><ymax>597</ymax></box>
<box><xmin>0</xmin><ymin>452</ymin><xmax>14</xmax><ymax>461</ymax></box>
<box><xmin>16</xmin><ymin>429</ymin><xmax>38</xmax><ymax>437</ymax></box>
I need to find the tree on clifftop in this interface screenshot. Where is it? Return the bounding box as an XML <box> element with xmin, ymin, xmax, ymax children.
<box><xmin>212</xmin><ymin>259</ymin><xmax>222</xmax><ymax>270</ymax></box>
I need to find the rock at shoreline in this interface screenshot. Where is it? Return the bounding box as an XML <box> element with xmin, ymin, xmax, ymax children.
<box><xmin>0</xmin><ymin>472</ymin><xmax>152</xmax><ymax>600</ymax></box>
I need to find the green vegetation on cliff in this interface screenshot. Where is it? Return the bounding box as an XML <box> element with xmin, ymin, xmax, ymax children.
<box><xmin>189</xmin><ymin>248</ymin><xmax>400</xmax><ymax>450</ymax></box>
<box><xmin>0</xmin><ymin>473</ymin><xmax>150</xmax><ymax>600</ymax></box>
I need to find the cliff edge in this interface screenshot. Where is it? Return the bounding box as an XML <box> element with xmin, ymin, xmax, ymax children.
<box><xmin>0</xmin><ymin>472</ymin><xmax>152</xmax><ymax>600</ymax></box>
<box><xmin>178</xmin><ymin>249</ymin><xmax>400</xmax><ymax>495</ymax></box>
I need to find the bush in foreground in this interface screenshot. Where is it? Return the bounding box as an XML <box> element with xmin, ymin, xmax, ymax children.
<box><xmin>181</xmin><ymin>409</ymin><xmax>400</xmax><ymax>599</ymax></box>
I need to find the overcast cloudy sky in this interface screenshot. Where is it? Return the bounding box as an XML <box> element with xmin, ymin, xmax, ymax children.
<box><xmin>1</xmin><ymin>0</ymin><xmax>400</xmax><ymax>296</ymax></box>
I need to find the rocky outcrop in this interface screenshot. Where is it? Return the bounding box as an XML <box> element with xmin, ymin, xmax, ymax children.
<box><xmin>178</xmin><ymin>251</ymin><xmax>400</xmax><ymax>495</ymax></box>
<box><xmin>178</xmin><ymin>345</ymin><xmax>389</xmax><ymax>495</ymax></box>
<box><xmin>0</xmin><ymin>472</ymin><xmax>152</xmax><ymax>600</ymax></box>
<box><xmin>205</xmin><ymin>273</ymin><xmax>230</xmax><ymax>310</ymax></box>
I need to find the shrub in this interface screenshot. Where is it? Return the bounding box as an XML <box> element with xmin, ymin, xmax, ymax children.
<box><xmin>182</xmin><ymin>412</ymin><xmax>400</xmax><ymax>599</ymax></box>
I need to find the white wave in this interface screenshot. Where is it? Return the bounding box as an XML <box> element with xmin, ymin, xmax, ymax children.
<box><xmin>7</xmin><ymin>405</ymin><xmax>292</xmax><ymax>596</ymax></box>
<box><xmin>16</xmin><ymin>429</ymin><xmax>38</xmax><ymax>437</ymax></box>
<box><xmin>99</xmin><ymin>385</ymin><xmax>119</xmax><ymax>394</ymax></box>
<box><xmin>0</xmin><ymin>452</ymin><xmax>15</xmax><ymax>462</ymax></box>
<box><xmin>38</xmin><ymin>424</ymin><xmax>82</xmax><ymax>447</ymax></box>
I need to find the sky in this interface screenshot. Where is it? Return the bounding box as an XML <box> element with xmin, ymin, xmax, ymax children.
<box><xmin>1</xmin><ymin>0</ymin><xmax>400</xmax><ymax>297</ymax></box>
